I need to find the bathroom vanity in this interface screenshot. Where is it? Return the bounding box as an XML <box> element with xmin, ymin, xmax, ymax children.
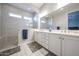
<box><xmin>34</xmin><ymin>30</ymin><xmax>79</xmax><ymax>56</ymax></box>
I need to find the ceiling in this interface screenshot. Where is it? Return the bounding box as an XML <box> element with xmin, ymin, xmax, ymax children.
<box><xmin>9</xmin><ymin>3</ymin><xmax>44</xmax><ymax>14</ymax></box>
<box><xmin>47</xmin><ymin>3</ymin><xmax>79</xmax><ymax>16</ymax></box>
<box><xmin>31</xmin><ymin>3</ymin><xmax>44</xmax><ymax>9</ymax></box>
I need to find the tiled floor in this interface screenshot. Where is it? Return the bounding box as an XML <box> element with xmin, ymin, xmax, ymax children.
<box><xmin>0</xmin><ymin>46</ymin><xmax>20</xmax><ymax>56</ymax></box>
<box><xmin>11</xmin><ymin>41</ymin><xmax>56</xmax><ymax>56</ymax></box>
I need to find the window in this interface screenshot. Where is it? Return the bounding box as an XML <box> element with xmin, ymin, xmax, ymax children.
<box><xmin>9</xmin><ymin>13</ymin><xmax>22</xmax><ymax>18</ymax></box>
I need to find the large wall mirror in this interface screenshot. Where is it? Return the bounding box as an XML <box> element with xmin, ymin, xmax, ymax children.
<box><xmin>40</xmin><ymin>17</ymin><xmax>53</xmax><ymax>30</ymax></box>
<box><xmin>40</xmin><ymin>4</ymin><xmax>79</xmax><ymax>30</ymax></box>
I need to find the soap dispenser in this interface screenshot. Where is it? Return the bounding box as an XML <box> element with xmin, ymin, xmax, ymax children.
<box><xmin>48</xmin><ymin>23</ymin><xmax>52</xmax><ymax>32</ymax></box>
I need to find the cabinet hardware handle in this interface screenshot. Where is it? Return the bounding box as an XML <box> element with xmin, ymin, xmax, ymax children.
<box><xmin>59</xmin><ymin>37</ymin><xmax>64</xmax><ymax>40</ymax></box>
<box><xmin>59</xmin><ymin>37</ymin><xmax>62</xmax><ymax>39</ymax></box>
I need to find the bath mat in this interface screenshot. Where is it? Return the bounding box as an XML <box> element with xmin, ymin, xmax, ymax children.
<box><xmin>28</xmin><ymin>42</ymin><xmax>42</xmax><ymax>53</ymax></box>
<box><xmin>0</xmin><ymin>46</ymin><xmax>20</xmax><ymax>56</ymax></box>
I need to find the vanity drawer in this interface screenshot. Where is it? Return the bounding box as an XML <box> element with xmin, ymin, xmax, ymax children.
<box><xmin>62</xmin><ymin>35</ymin><xmax>79</xmax><ymax>41</ymax></box>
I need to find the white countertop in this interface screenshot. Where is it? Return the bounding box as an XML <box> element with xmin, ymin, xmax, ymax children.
<box><xmin>33</xmin><ymin>29</ymin><xmax>79</xmax><ymax>37</ymax></box>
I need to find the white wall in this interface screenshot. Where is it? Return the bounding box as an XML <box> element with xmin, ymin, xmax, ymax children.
<box><xmin>52</xmin><ymin>13</ymin><xmax>68</xmax><ymax>30</ymax></box>
<box><xmin>52</xmin><ymin>4</ymin><xmax>79</xmax><ymax>30</ymax></box>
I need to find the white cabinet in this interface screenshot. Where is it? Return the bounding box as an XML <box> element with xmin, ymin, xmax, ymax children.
<box><xmin>34</xmin><ymin>31</ymin><xmax>41</xmax><ymax>44</ymax></box>
<box><xmin>34</xmin><ymin>31</ymin><xmax>79</xmax><ymax>56</ymax></box>
<box><xmin>42</xmin><ymin>33</ymin><xmax>49</xmax><ymax>49</ymax></box>
<box><xmin>34</xmin><ymin>31</ymin><xmax>38</xmax><ymax>42</ymax></box>
<box><xmin>62</xmin><ymin>36</ymin><xmax>79</xmax><ymax>56</ymax></box>
<box><xmin>49</xmin><ymin>34</ymin><xmax>61</xmax><ymax>56</ymax></box>
<box><xmin>39</xmin><ymin>32</ymin><xmax>49</xmax><ymax>49</ymax></box>
<box><xmin>38</xmin><ymin>32</ymin><xmax>45</xmax><ymax>46</ymax></box>
<box><xmin>34</xmin><ymin>31</ymin><xmax>48</xmax><ymax>49</ymax></box>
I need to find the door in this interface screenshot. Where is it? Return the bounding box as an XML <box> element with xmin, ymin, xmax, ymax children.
<box><xmin>3</xmin><ymin>17</ymin><xmax>19</xmax><ymax>49</ymax></box>
<box><xmin>62</xmin><ymin>36</ymin><xmax>79</xmax><ymax>56</ymax></box>
<box><xmin>34</xmin><ymin>31</ymin><xmax>38</xmax><ymax>42</ymax></box>
<box><xmin>49</xmin><ymin>34</ymin><xmax>61</xmax><ymax>56</ymax></box>
<box><xmin>34</xmin><ymin>32</ymin><xmax>42</xmax><ymax>44</ymax></box>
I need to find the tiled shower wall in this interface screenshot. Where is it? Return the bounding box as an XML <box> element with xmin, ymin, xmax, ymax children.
<box><xmin>0</xmin><ymin>4</ymin><xmax>3</xmax><ymax>50</ymax></box>
<box><xmin>0</xmin><ymin>4</ymin><xmax>33</xmax><ymax>50</ymax></box>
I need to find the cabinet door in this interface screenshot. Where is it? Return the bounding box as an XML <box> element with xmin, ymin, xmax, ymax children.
<box><xmin>34</xmin><ymin>32</ymin><xmax>44</xmax><ymax>45</ymax></box>
<box><xmin>36</xmin><ymin>32</ymin><xmax>43</xmax><ymax>46</ymax></box>
<box><xmin>62</xmin><ymin>36</ymin><xmax>79</xmax><ymax>56</ymax></box>
<box><xmin>42</xmin><ymin>33</ymin><xmax>49</xmax><ymax>49</ymax></box>
<box><xmin>34</xmin><ymin>32</ymin><xmax>41</xmax><ymax>43</ymax></box>
<box><xmin>34</xmin><ymin>32</ymin><xmax>49</xmax><ymax>49</ymax></box>
<box><xmin>49</xmin><ymin>34</ymin><xmax>61</xmax><ymax>56</ymax></box>
<box><xmin>34</xmin><ymin>31</ymin><xmax>38</xmax><ymax>42</ymax></box>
